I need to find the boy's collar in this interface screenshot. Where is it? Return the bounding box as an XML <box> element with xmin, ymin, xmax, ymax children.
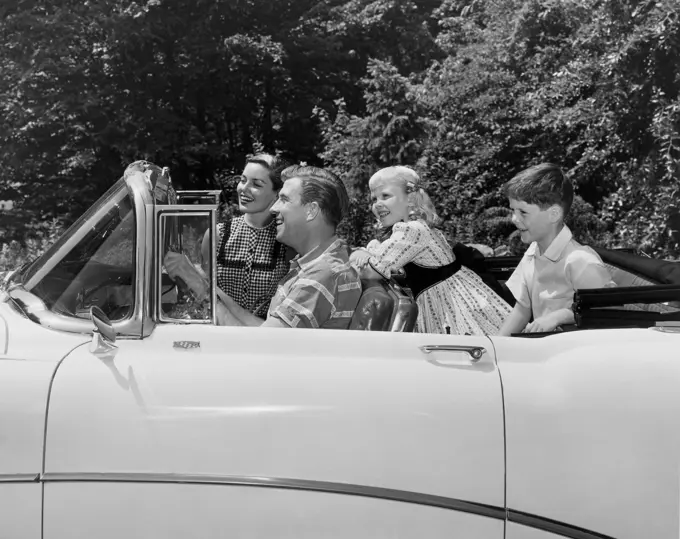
<box><xmin>527</xmin><ymin>225</ymin><xmax>573</xmax><ymax>261</ymax></box>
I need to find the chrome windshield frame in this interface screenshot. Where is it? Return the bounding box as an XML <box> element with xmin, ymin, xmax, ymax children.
<box><xmin>6</xmin><ymin>171</ymin><xmax>153</xmax><ymax>338</ymax></box>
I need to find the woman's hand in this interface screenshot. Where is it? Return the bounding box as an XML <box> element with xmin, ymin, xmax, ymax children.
<box><xmin>163</xmin><ymin>251</ymin><xmax>209</xmax><ymax>300</ymax></box>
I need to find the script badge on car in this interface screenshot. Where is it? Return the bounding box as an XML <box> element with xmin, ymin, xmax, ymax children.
<box><xmin>173</xmin><ymin>341</ymin><xmax>201</xmax><ymax>350</ymax></box>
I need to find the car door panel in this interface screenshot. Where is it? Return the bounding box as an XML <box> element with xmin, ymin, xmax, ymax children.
<box><xmin>495</xmin><ymin>329</ymin><xmax>680</xmax><ymax>539</ymax></box>
<box><xmin>505</xmin><ymin>522</ymin><xmax>565</xmax><ymax>539</ymax></box>
<box><xmin>44</xmin><ymin>326</ymin><xmax>505</xmax><ymax>530</ymax></box>
<box><xmin>44</xmin><ymin>482</ymin><xmax>505</xmax><ymax>539</ymax></box>
<box><xmin>0</xmin><ymin>483</ymin><xmax>42</xmax><ymax>539</ymax></box>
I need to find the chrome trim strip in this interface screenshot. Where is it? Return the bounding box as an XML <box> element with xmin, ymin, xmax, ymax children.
<box><xmin>39</xmin><ymin>473</ymin><xmax>617</xmax><ymax>537</ymax></box>
<box><xmin>41</xmin><ymin>472</ymin><xmax>504</xmax><ymax>519</ymax></box>
<box><xmin>125</xmin><ymin>172</ymin><xmax>149</xmax><ymax>338</ymax></box>
<box><xmin>508</xmin><ymin>510</ymin><xmax>616</xmax><ymax>539</ymax></box>
<box><xmin>0</xmin><ymin>473</ymin><xmax>40</xmax><ymax>483</ymax></box>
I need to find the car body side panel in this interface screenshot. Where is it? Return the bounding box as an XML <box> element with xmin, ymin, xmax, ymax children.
<box><xmin>0</xmin><ymin>358</ymin><xmax>57</xmax><ymax>476</ymax></box>
<box><xmin>0</xmin><ymin>301</ymin><xmax>90</xmax><ymax>363</ymax></box>
<box><xmin>494</xmin><ymin>328</ymin><xmax>680</xmax><ymax>539</ymax></box>
<box><xmin>0</xmin><ymin>302</ymin><xmax>89</xmax><ymax>539</ymax></box>
<box><xmin>505</xmin><ymin>522</ymin><xmax>563</xmax><ymax>539</ymax></box>
<box><xmin>0</xmin><ymin>304</ymin><xmax>88</xmax><ymax>475</ymax></box>
<box><xmin>43</xmin><ymin>483</ymin><xmax>505</xmax><ymax>539</ymax></box>
<box><xmin>0</xmin><ymin>484</ymin><xmax>42</xmax><ymax>539</ymax></box>
<box><xmin>44</xmin><ymin>326</ymin><xmax>505</xmax><ymax>507</ymax></box>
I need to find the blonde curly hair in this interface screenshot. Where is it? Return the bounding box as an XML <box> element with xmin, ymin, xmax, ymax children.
<box><xmin>368</xmin><ymin>166</ymin><xmax>441</xmax><ymax>227</ymax></box>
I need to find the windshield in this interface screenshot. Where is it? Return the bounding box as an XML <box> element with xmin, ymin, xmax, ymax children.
<box><xmin>21</xmin><ymin>178</ymin><xmax>137</xmax><ymax>321</ymax></box>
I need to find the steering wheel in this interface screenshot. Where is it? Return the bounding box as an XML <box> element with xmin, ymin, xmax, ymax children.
<box><xmin>51</xmin><ymin>260</ymin><xmax>135</xmax><ymax>319</ymax></box>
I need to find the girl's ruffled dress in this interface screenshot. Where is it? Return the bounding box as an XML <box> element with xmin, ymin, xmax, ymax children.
<box><xmin>367</xmin><ymin>220</ymin><xmax>512</xmax><ymax>334</ymax></box>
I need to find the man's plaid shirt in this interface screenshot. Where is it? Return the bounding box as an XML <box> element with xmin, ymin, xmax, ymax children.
<box><xmin>268</xmin><ymin>238</ymin><xmax>361</xmax><ymax>329</ymax></box>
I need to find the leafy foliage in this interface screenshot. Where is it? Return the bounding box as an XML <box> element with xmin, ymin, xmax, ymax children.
<box><xmin>319</xmin><ymin>0</ymin><xmax>680</xmax><ymax>257</ymax></box>
<box><xmin>0</xmin><ymin>219</ymin><xmax>65</xmax><ymax>273</ymax></box>
<box><xmin>1</xmin><ymin>0</ymin><xmax>679</xmax><ymax>262</ymax></box>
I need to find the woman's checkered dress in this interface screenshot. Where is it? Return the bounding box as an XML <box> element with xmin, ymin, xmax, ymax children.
<box><xmin>216</xmin><ymin>217</ymin><xmax>290</xmax><ymax>318</ymax></box>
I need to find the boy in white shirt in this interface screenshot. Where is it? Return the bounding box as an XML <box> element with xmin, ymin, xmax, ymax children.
<box><xmin>498</xmin><ymin>163</ymin><xmax>615</xmax><ymax>335</ymax></box>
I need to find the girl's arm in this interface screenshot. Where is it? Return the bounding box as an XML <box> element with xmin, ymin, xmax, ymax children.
<box><xmin>358</xmin><ymin>264</ymin><xmax>383</xmax><ymax>280</ymax></box>
<box><xmin>367</xmin><ymin>222</ymin><xmax>428</xmax><ymax>278</ymax></box>
<box><xmin>349</xmin><ymin>247</ymin><xmax>370</xmax><ymax>266</ymax></box>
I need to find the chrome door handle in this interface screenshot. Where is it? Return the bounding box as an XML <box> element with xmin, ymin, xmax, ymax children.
<box><xmin>419</xmin><ymin>344</ymin><xmax>486</xmax><ymax>362</ymax></box>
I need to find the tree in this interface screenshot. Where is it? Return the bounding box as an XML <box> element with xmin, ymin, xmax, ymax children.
<box><xmin>2</xmin><ymin>0</ymin><xmax>679</xmax><ymax>260</ymax></box>
<box><xmin>316</xmin><ymin>59</ymin><xmax>432</xmax><ymax>245</ymax></box>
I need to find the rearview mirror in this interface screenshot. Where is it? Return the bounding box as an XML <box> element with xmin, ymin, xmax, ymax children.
<box><xmin>90</xmin><ymin>305</ymin><xmax>116</xmax><ymax>347</ymax></box>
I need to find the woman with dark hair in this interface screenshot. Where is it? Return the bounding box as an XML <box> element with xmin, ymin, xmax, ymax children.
<box><xmin>201</xmin><ymin>154</ymin><xmax>292</xmax><ymax>318</ymax></box>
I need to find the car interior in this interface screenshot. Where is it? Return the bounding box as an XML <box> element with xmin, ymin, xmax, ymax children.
<box><xmin>173</xmin><ymin>190</ymin><xmax>680</xmax><ymax>335</ymax></box>
<box><xmin>484</xmin><ymin>246</ymin><xmax>680</xmax><ymax>336</ymax></box>
<box><xmin>349</xmin><ymin>277</ymin><xmax>418</xmax><ymax>332</ymax></box>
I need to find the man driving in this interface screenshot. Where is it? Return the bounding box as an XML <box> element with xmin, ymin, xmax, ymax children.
<box><xmin>213</xmin><ymin>164</ymin><xmax>361</xmax><ymax>329</ymax></box>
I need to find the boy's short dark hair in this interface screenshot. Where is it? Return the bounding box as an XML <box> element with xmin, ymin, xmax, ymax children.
<box><xmin>503</xmin><ymin>163</ymin><xmax>573</xmax><ymax>216</ymax></box>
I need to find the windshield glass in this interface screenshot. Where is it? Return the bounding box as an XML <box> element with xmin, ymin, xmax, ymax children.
<box><xmin>21</xmin><ymin>179</ymin><xmax>137</xmax><ymax>321</ymax></box>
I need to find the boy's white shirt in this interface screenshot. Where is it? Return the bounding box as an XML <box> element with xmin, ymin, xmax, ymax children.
<box><xmin>506</xmin><ymin>225</ymin><xmax>615</xmax><ymax>320</ymax></box>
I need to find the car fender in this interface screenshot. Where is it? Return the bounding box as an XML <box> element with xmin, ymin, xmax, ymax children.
<box><xmin>0</xmin><ymin>301</ymin><xmax>90</xmax><ymax>476</ymax></box>
<box><xmin>493</xmin><ymin>328</ymin><xmax>680</xmax><ymax>539</ymax></box>
<box><xmin>0</xmin><ymin>301</ymin><xmax>90</xmax><ymax>539</ymax></box>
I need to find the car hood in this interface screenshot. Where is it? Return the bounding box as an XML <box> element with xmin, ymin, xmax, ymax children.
<box><xmin>0</xmin><ymin>295</ymin><xmax>91</xmax><ymax>479</ymax></box>
<box><xmin>0</xmin><ymin>296</ymin><xmax>90</xmax><ymax>361</ymax></box>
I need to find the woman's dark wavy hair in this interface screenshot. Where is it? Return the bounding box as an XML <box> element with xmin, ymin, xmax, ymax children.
<box><xmin>246</xmin><ymin>153</ymin><xmax>290</xmax><ymax>191</ymax></box>
<box><xmin>215</xmin><ymin>153</ymin><xmax>289</xmax><ymax>222</ymax></box>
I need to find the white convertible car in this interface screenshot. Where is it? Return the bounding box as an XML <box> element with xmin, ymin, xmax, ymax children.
<box><xmin>1</xmin><ymin>163</ymin><xmax>680</xmax><ymax>539</ymax></box>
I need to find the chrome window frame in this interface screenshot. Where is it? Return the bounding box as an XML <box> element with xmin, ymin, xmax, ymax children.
<box><xmin>153</xmin><ymin>206</ymin><xmax>217</xmax><ymax>326</ymax></box>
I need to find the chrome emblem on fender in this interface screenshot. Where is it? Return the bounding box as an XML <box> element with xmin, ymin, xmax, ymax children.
<box><xmin>173</xmin><ymin>341</ymin><xmax>201</xmax><ymax>350</ymax></box>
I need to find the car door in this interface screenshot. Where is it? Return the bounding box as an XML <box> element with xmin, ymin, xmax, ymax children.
<box><xmin>42</xmin><ymin>326</ymin><xmax>506</xmax><ymax>538</ymax></box>
<box><xmin>495</xmin><ymin>328</ymin><xmax>680</xmax><ymax>539</ymax></box>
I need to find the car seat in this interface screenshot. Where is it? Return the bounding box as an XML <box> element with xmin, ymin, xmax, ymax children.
<box><xmin>349</xmin><ymin>278</ymin><xmax>418</xmax><ymax>332</ymax></box>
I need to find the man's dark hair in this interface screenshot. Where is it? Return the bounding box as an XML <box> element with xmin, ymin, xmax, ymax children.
<box><xmin>281</xmin><ymin>165</ymin><xmax>349</xmax><ymax>228</ymax></box>
<box><xmin>503</xmin><ymin>163</ymin><xmax>574</xmax><ymax>216</ymax></box>
<box><xmin>246</xmin><ymin>153</ymin><xmax>290</xmax><ymax>190</ymax></box>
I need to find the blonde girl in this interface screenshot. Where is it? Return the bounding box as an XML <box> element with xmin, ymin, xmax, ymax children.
<box><xmin>350</xmin><ymin>166</ymin><xmax>511</xmax><ymax>334</ymax></box>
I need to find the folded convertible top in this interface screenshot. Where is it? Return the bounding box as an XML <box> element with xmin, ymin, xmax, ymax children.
<box><xmin>594</xmin><ymin>248</ymin><xmax>680</xmax><ymax>285</ymax></box>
